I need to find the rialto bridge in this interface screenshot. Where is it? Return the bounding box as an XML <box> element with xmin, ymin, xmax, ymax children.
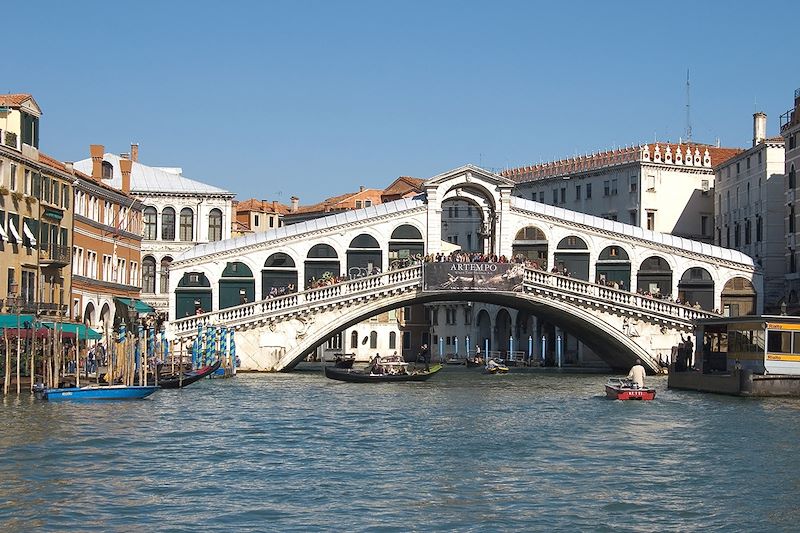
<box><xmin>168</xmin><ymin>165</ymin><xmax>761</xmax><ymax>372</ymax></box>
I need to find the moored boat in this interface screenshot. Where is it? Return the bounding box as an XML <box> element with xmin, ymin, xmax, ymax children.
<box><xmin>157</xmin><ymin>360</ymin><xmax>221</xmax><ymax>389</ymax></box>
<box><xmin>34</xmin><ymin>384</ymin><xmax>159</xmax><ymax>401</ymax></box>
<box><xmin>325</xmin><ymin>363</ymin><xmax>443</xmax><ymax>383</ymax></box>
<box><xmin>484</xmin><ymin>359</ymin><xmax>509</xmax><ymax>374</ymax></box>
<box><xmin>604</xmin><ymin>378</ymin><xmax>656</xmax><ymax>400</ymax></box>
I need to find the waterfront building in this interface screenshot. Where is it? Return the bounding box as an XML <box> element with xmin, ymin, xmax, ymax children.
<box><xmin>713</xmin><ymin>113</ymin><xmax>785</xmax><ymax>314</ymax></box>
<box><xmin>504</xmin><ymin>142</ymin><xmax>743</xmax><ymax>243</ymax></box>
<box><xmin>0</xmin><ymin>94</ymin><xmax>73</xmax><ymax>322</ymax></box>
<box><xmin>233</xmin><ymin>199</ymin><xmax>288</xmax><ymax>234</ymax></box>
<box><xmin>73</xmin><ymin>146</ymin><xmax>235</xmax><ymax>315</ymax></box>
<box><xmin>781</xmin><ymin>87</ymin><xmax>800</xmax><ymax>311</ymax></box>
<box><xmin>70</xmin><ymin>145</ymin><xmax>144</xmax><ymax>336</ymax></box>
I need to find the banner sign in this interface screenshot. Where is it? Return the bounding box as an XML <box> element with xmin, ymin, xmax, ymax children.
<box><xmin>423</xmin><ymin>262</ymin><xmax>524</xmax><ymax>292</ymax></box>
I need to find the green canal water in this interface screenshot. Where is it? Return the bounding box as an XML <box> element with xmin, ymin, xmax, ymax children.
<box><xmin>1</xmin><ymin>367</ymin><xmax>799</xmax><ymax>532</ymax></box>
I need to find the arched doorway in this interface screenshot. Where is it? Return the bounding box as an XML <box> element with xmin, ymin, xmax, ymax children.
<box><xmin>513</xmin><ymin>226</ymin><xmax>548</xmax><ymax>268</ymax></box>
<box><xmin>596</xmin><ymin>245</ymin><xmax>631</xmax><ymax>290</ymax></box>
<box><xmin>175</xmin><ymin>272</ymin><xmax>212</xmax><ymax>317</ymax></box>
<box><xmin>100</xmin><ymin>302</ymin><xmax>112</xmax><ymax>333</ymax></box>
<box><xmin>514</xmin><ymin>310</ymin><xmax>535</xmax><ymax>359</ymax></box>
<box><xmin>346</xmin><ymin>234</ymin><xmax>382</xmax><ymax>277</ymax></box>
<box><xmin>305</xmin><ymin>244</ymin><xmax>340</xmax><ymax>288</ymax></box>
<box><xmin>637</xmin><ymin>256</ymin><xmax>673</xmax><ymax>297</ymax></box>
<box><xmin>721</xmin><ymin>277</ymin><xmax>757</xmax><ymax>316</ymax></box>
<box><xmin>389</xmin><ymin>224</ymin><xmax>424</xmax><ymax>268</ymax></box>
<box><xmin>554</xmin><ymin>236</ymin><xmax>589</xmax><ymax>280</ymax></box>
<box><xmin>476</xmin><ymin>309</ymin><xmax>492</xmax><ymax>352</ymax></box>
<box><xmin>219</xmin><ymin>262</ymin><xmax>255</xmax><ymax>309</ymax></box>
<box><xmin>262</xmin><ymin>253</ymin><xmax>298</xmax><ymax>298</ymax></box>
<box><xmin>678</xmin><ymin>267</ymin><xmax>714</xmax><ymax>310</ymax></box>
<box><xmin>494</xmin><ymin>309</ymin><xmax>512</xmax><ymax>354</ymax></box>
<box><xmin>83</xmin><ymin>302</ymin><xmax>95</xmax><ymax>327</ymax></box>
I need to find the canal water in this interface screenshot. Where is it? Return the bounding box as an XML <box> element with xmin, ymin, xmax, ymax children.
<box><xmin>1</xmin><ymin>367</ymin><xmax>799</xmax><ymax>532</ymax></box>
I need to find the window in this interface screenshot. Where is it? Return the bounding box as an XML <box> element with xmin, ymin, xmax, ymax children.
<box><xmin>701</xmin><ymin>180</ymin><xmax>710</xmax><ymax>195</ymax></box>
<box><xmin>369</xmin><ymin>331</ymin><xmax>377</xmax><ymax>349</ymax></box>
<box><xmin>130</xmin><ymin>261</ymin><xmax>138</xmax><ymax>286</ymax></box>
<box><xmin>575</xmin><ymin>185</ymin><xmax>581</xmax><ymax>200</ymax></box>
<box><xmin>351</xmin><ymin>331</ymin><xmax>358</xmax><ymax>349</ymax></box>
<box><xmin>646</xmin><ymin>211</ymin><xmax>655</xmax><ymax>231</ymax></box>
<box><xmin>726</xmin><ymin>226</ymin><xmax>730</xmax><ymax>246</ymax></box>
<box><xmin>538</xmin><ymin>191</ymin><xmax>544</xmax><ymax>203</ymax></box>
<box><xmin>208</xmin><ymin>208</ymin><xmax>222</xmax><ymax>241</ymax></box>
<box><xmin>701</xmin><ymin>215</ymin><xmax>709</xmax><ymax>237</ymax></box>
<box><xmin>21</xmin><ymin>270</ymin><xmax>35</xmax><ymax>303</ymax></box>
<box><xmin>790</xmin><ymin>165</ymin><xmax>796</xmax><ymax>189</ymax></box>
<box><xmin>746</xmin><ymin>157</ymin><xmax>751</xmax><ymax>169</ymax></box>
<box><xmin>734</xmin><ymin>223</ymin><xmax>741</xmax><ymax>247</ymax></box>
<box><xmin>629</xmin><ymin>176</ymin><xmax>637</xmax><ymax>193</ymax></box>
<box><xmin>629</xmin><ymin>210</ymin><xmax>637</xmax><ymax>225</ymax></box>
<box><xmin>143</xmin><ymin>206</ymin><xmax>157</xmax><ymax>240</ymax></box>
<box><xmin>603</xmin><ymin>180</ymin><xmax>610</xmax><ymax>196</ymax></box>
<box><xmin>102</xmin><ymin>161</ymin><xmax>114</xmax><ymax>179</ymax></box>
<box><xmin>10</xmin><ymin>164</ymin><xmax>16</xmax><ymax>191</ymax></box>
<box><xmin>269</xmin><ymin>217</ymin><xmax>274</xmax><ymax>228</ymax></box>
<box><xmin>586</xmin><ymin>183</ymin><xmax>592</xmax><ymax>199</ymax></box>
<box><xmin>142</xmin><ymin>257</ymin><xmax>156</xmax><ymax>293</ymax></box>
<box><xmin>364</xmin><ymin>200</ymin><xmax>372</xmax><ymax>207</ymax></box>
<box><xmin>757</xmin><ymin>216</ymin><xmax>763</xmax><ymax>242</ymax></box>
<box><xmin>355</xmin><ymin>201</ymin><xmax>362</xmax><ymax>209</ymax></box>
<box><xmin>24</xmin><ymin>170</ymin><xmax>31</xmax><ymax>195</ymax></box>
<box><xmin>53</xmin><ymin>180</ymin><xmax>60</xmax><ymax>206</ymax></box>
<box><xmin>161</xmin><ymin>207</ymin><xmax>175</xmax><ymax>240</ymax></box>
<box><xmin>791</xmin><ymin>206</ymin><xmax>796</xmax><ymax>234</ymax></box>
<box><xmin>464</xmin><ymin>308</ymin><xmax>472</xmax><ymax>325</ymax></box>
<box><xmin>431</xmin><ymin>308</ymin><xmax>438</xmax><ymax>325</ymax></box>
<box><xmin>552</xmin><ymin>188</ymin><xmax>558</xmax><ymax>204</ymax></box>
<box><xmin>646</xmin><ymin>174</ymin><xmax>655</xmax><ymax>191</ymax></box>
<box><xmin>611</xmin><ymin>178</ymin><xmax>618</xmax><ymax>195</ymax></box>
<box><xmin>758</xmin><ymin>151</ymin><xmax>762</xmax><ymax>165</ymax></box>
<box><xmin>389</xmin><ymin>331</ymin><xmax>396</xmax><ymax>350</ymax></box>
<box><xmin>736</xmin><ymin>162</ymin><xmax>740</xmax><ymax>174</ymax></box>
<box><xmin>179</xmin><ymin>208</ymin><xmax>194</xmax><ymax>241</ymax></box>
<box><xmin>745</xmin><ymin>219</ymin><xmax>751</xmax><ymax>245</ymax></box>
<box><xmin>160</xmin><ymin>258</ymin><xmax>172</xmax><ymax>293</ymax></box>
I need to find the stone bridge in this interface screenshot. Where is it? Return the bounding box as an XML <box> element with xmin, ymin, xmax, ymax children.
<box><xmin>167</xmin><ymin>165</ymin><xmax>761</xmax><ymax>372</ymax></box>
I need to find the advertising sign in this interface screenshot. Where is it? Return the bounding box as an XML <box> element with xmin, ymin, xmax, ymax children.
<box><xmin>423</xmin><ymin>262</ymin><xmax>524</xmax><ymax>292</ymax></box>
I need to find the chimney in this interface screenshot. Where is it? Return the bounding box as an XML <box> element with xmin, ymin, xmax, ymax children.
<box><xmin>119</xmin><ymin>158</ymin><xmax>132</xmax><ymax>194</ymax></box>
<box><xmin>90</xmin><ymin>144</ymin><xmax>104</xmax><ymax>180</ymax></box>
<box><xmin>753</xmin><ymin>112</ymin><xmax>767</xmax><ymax>147</ymax></box>
<box><xmin>131</xmin><ymin>143</ymin><xmax>139</xmax><ymax>162</ymax></box>
<box><xmin>272</xmin><ymin>200</ymin><xmax>278</xmax><ymax>212</ymax></box>
<box><xmin>64</xmin><ymin>162</ymin><xmax>74</xmax><ymax>174</ymax></box>
<box><xmin>290</xmin><ymin>196</ymin><xmax>299</xmax><ymax>212</ymax></box>
<box><xmin>360</xmin><ymin>185</ymin><xmax>365</xmax><ymax>192</ymax></box>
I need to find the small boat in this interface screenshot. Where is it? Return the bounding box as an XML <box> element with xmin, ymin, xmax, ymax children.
<box><xmin>34</xmin><ymin>384</ymin><xmax>159</xmax><ymax>401</ymax></box>
<box><xmin>157</xmin><ymin>360</ymin><xmax>221</xmax><ymax>389</ymax></box>
<box><xmin>325</xmin><ymin>363</ymin><xmax>443</xmax><ymax>383</ymax></box>
<box><xmin>604</xmin><ymin>378</ymin><xmax>656</xmax><ymax>400</ymax></box>
<box><xmin>465</xmin><ymin>359</ymin><xmax>482</xmax><ymax>368</ymax></box>
<box><xmin>333</xmin><ymin>354</ymin><xmax>356</xmax><ymax>369</ymax></box>
<box><xmin>484</xmin><ymin>359</ymin><xmax>509</xmax><ymax>374</ymax></box>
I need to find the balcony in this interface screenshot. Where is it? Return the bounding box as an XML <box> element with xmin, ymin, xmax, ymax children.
<box><xmin>39</xmin><ymin>244</ymin><xmax>71</xmax><ymax>267</ymax></box>
<box><xmin>3</xmin><ymin>129</ymin><xmax>18</xmax><ymax>149</ymax></box>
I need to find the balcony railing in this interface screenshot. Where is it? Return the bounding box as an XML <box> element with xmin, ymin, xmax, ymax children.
<box><xmin>39</xmin><ymin>244</ymin><xmax>71</xmax><ymax>266</ymax></box>
<box><xmin>4</xmin><ymin>299</ymin><xmax>68</xmax><ymax>315</ymax></box>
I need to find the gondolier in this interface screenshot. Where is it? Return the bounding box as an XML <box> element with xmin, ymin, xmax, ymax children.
<box><xmin>419</xmin><ymin>344</ymin><xmax>430</xmax><ymax>372</ymax></box>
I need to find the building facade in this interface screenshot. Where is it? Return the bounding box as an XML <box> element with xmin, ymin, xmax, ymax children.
<box><xmin>73</xmin><ymin>147</ymin><xmax>234</xmax><ymax>315</ymax></box>
<box><xmin>71</xmin><ymin>145</ymin><xmax>144</xmax><ymax>336</ymax></box>
<box><xmin>505</xmin><ymin>143</ymin><xmax>743</xmax><ymax>243</ymax></box>
<box><xmin>713</xmin><ymin>113</ymin><xmax>785</xmax><ymax>313</ymax></box>
<box><xmin>0</xmin><ymin>94</ymin><xmax>73</xmax><ymax>322</ymax></box>
<box><xmin>234</xmin><ymin>199</ymin><xmax>288</xmax><ymax>234</ymax></box>
<box><xmin>781</xmin><ymin>88</ymin><xmax>800</xmax><ymax>310</ymax></box>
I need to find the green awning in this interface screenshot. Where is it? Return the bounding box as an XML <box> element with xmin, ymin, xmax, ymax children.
<box><xmin>42</xmin><ymin>322</ymin><xmax>103</xmax><ymax>340</ymax></box>
<box><xmin>43</xmin><ymin>209</ymin><xmax>63</xmax><ymax>221</ymax></box>
<box><xmin>0</xmin><ymin>314</ymin><xmax>35</xmax><ymax>329</ymax></box>
<box><xmin>115</xmin><ymin>297</ymin><xmax>155</xmax><ymax>314</ymax></box>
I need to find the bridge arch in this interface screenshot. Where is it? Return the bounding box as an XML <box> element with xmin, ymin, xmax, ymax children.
<box><xmin>512</xmin><ymin>225</ymin><xmax>549</xmax><ymax>268</ymax></box>
<box><xmin>678</xmin><ymin>267</ymin><xmax>714</xmax><ymax>310</ymax></box>
<box><xmin>636</xmin><ymin>255</ymin><xmax>675</xmax><ymax>297</ymax></box>
<box><xmin>476</xmin><ymin>309</ymin><xmax>492</xmax><ymax>351</ymax></box>
<box><xmin>720</xmin><ymin>276</ymin><xmax>757</xmax><ymax>316</ymax></box>
<box><xmin>305</xmin><ymin>243</ymin><xmax>341</xmax><ymax>288</ymax></box>
<box><xmin>219</xmin><ymin>261</ymin><xmax>255</xmax><ymax>309</ymax></box>
<box><xmin>595</xmin><ymin>245</ymin><xmax>632</xmax><ymax>290</ymax></box>
<box><xmin>346</xmin><ymin>233</ymin><xmax>382</xmax><ymax>277</ymax></box>
<box><xmin>262</xmin><ymin>252</ymin><xmax>298</xmax><ymax>298</ymax></box>
<box><xmin>554</xmin><ymin>235</ymin><xmax>590</xmax><ymax>280</ymax></box>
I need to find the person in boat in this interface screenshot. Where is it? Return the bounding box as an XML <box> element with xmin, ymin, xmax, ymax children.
<box><xmin>370</xmin><ymin>353</ymin><xmax>383</xmax><ymax>375</ymax></box>
<box><xmin>419</xmin><ymin>344</ymin><xmax>430</xmax><ymax>372</ymax></box>
<box><xmin>627</xmin><ymin>359</ymin><xmax>646</xmax><ymax>388</ymax></box>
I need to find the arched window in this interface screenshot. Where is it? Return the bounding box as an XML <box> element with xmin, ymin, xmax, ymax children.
<box><xmin>179</xmin><ymin>208</ymin><xmax>194</xmax><ymax>241</ymax></box>
<box><xmin>389</xmin><ymin>331</ymin><xmax>397</xmax><ymax>350</ymax></box>
<box><xmin>143</xmin><ymin>207</ymin><xmax>157</xmax><ymax>240</ymax></box>
<box><xmin>208</xmin><ymin>208</ymin><xmax>223</xmax><ymax>242</ymax></box>
<box><xmin>370</xmin><ymin>331</ymin><xmax>378</xmax><ymax>349</ymax></box>
<box><xmin>142</xmin><ymin>256</ymin><xmax>156</xmax><ymax>293</ymax></box>
<box><xmin>351</xmin><ymin>331</ymin><xmax>358</xmax><ymax>349</ymax></box>
<box><xmin>101</xmin><ymin>161</ymin><xmax>114</xmax><ymax>180</ymax></box>
<box><xmin>161</xmin><ymin>207</ymin><xmax>175</xmax><ymax>241</ymax></box>
<box><xmin>159</xmin><ymin>257</ymin><xmax>172</xmax><ymax>294</ymax></box>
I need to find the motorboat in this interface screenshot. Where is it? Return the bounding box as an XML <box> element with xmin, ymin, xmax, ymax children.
<box><xmin>34</xmin><ymin>384</ymin><xmax>159</xmax><ymax>401</ymax></box>
<box><xmin>604</xmin><ymin>378</ymin><xmax>656</xmax><ymax>400</ymax></box>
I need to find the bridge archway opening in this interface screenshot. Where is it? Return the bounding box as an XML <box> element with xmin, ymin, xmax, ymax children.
<box><xmin>389</xmin><ymin>224</ymin><xmax>424</xmax><ymax>268</ymax></box>
<box><xmin>175</xmin><ymin>272</ymin><xmax>211</xmax><ymax>318</ymax></box>
<box><xmin>476</xmin><ymin>309</ymin><xmax>492</xmax><ymax>351</ymax></box>
<box><xmin>219</xmin><ymin>262</ymin><xmax>255</xmax><ymax>309</ymax></box>
<box><xmin>494</xmin><ymin>309</ymin><xmax>512</xmax><ymax>353</ymax></box>
<box><xmin>554</xmin><ymin>236</ymin><xmax>589</xmax><ymax>280</ymax></box>
<box><xmin>305</xmin><ymin>244</ymin><xmax>340</xmax><ymax>288</ymax></box>
<box><xmin>100</xmin><ymin>302</ymin><xmax>111</xmax><ymax>333</ymax></box>
<box><xmin>347</xmin><ymin>234</ymin><xmax>382</xmax><ymax>277</ymax></box>
<box><xmin>596</xmin><ymin>245</ymin><xmax>631</xmax><ymax>290</ymax></box>
<box><xmin>441</xmin><ymin>196</ymin><xmax>484</xmax><ymax>253</ymax></box>
<box><xmin>678</xmin><ymin>267</ymin><xmax>714</xmax><ymax>310</ymax></box>
<box><xmin>721</xmin><ymin>277</ymin><xmax>757</xmax><ymax>316</ymax></box>
<box><xmin>513</xmin><ymin>226</ymin><xmax>548</xmax><ymax>269</ymax></box>
<box><xmin>638</xmin><ymin>256</ymin><xmax>673</xmax><ymax>297</ymax></box>
<box><xmin>262</xmin><ymin>253</ymin><xmax>297</xmax><ymax>299</ymax></box>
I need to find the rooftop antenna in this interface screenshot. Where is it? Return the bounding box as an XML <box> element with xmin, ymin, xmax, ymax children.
<box><xmin>685</xmin><ymin>69</ymin><xmax>692</xmax><ymax>143</ymax></box>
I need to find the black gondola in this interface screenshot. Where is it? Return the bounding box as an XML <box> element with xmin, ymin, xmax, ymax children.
<box><xmin>136</xmin><ymin>360</ymin><xmax>221</xmax><ymax>389</ymax></box>
<box><xmin>324</xmin><ymin>364</ymin><xmax>442</xmax><ymax>383</ymax></box>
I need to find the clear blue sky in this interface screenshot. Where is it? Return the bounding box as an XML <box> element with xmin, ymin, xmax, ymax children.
<box><xmin>7</xmin><ymin>0</ymin><xmax>797</xmax><ymax>204</ymax></box>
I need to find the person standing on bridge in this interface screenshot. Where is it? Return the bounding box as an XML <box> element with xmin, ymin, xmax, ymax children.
<box><xmin>627</xmin><ymin>359</ymin><xmax>646</xmax><ymax>388</ymax></box>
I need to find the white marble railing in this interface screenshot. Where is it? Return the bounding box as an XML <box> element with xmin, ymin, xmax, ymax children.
<box><xmin>172</xmin><ymin>263</ymin><xmax>714</xmax><ymax>337</ymax></box>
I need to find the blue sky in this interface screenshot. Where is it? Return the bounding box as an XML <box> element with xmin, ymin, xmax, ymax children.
<box><xmin>7</xmin><ymin>0</ymin><xmax>797</xmax><ymax>203</ymax></box>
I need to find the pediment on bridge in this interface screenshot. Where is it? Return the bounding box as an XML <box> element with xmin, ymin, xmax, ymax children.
<box><xmin>424</xmin><ymin>164</ymin><xmax>516</xmax><ymax>190</ymax></box>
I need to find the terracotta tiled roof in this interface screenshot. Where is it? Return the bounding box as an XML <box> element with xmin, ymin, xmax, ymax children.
<box><xmin>383</xmin><ymin>176</ymin><xmax>424</xmax><ymax>195</ymax></box>
<box><xmin>235</xmin><ymin>198</ymin><xmax>291</xmax><ymax>214</ymax></box>
<box><xmin>38</xmin><ymin>151</ymin><xmax>137</xmax><ymax>201</ymax></box>
<box><xmin>0</xmin><ymin>93</ymin><xmax>33</xmax><ymax>106</ymax></box>
<box><xmin>503</xmin><ymin>142</ymin><xmax>744</xmax><ymax>183</ymax></box>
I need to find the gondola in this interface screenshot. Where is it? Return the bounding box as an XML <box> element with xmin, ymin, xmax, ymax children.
<box><xmin>157</xmin><ymin>360</ymin><xmax>221</xmax><ymax>389</ymax></box>
<box><xmin>324</xmin><ymin>363</ymin><xmax>443</xmax><ymax>383</ymax></box>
